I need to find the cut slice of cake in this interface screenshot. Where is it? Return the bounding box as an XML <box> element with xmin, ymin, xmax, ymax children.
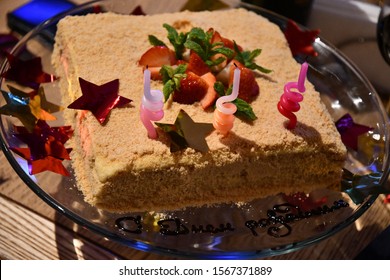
<box><xmin>52</xmin><ymin>8</ymin><xmax>346</xmax><ymax>212</ymax></box>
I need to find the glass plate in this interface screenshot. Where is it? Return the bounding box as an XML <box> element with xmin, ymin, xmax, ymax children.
<box><xmin>0</xmin><ymin>0</ymin><xmax>389</xmax><ymax>259</ymax></box>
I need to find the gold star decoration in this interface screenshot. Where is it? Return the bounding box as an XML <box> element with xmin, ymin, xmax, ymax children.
<box><xmin>0</xmin><ymin>86</ymin><xmax>37</xmax><ymax>132</ymax></box>
<box><xmin>156</xmin><ymin>109</ymin><xmax>214</xmax><ymax>153</ymax></box>
<box><xmin>0</xmin><ymin>85</ymin><xmax>63</xmax><ymax>132</ymax></box>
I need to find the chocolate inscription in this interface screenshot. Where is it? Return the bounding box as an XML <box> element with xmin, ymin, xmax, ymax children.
<box><xmin>115</xmin><ymin>200</ymin><xmax>349</xmax><ymax>238</ymax></box>
<box><xmin>116</xmin><ymin>215</ymin><xmax>143</xmax><ymax>234</ymax></box>
<box><xmin>245</xmin><ymin>200</ymin><xmax>349</xmax><ymax>237</ymax></box>
<box><xmin>157</xmin><ymin>218</ymin><xmax>235</xmax><ymax>236</ymax></box>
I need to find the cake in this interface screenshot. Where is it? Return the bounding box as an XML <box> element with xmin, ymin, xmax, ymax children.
<box><xmin>51</xmin><ymin>8</ymin><xmax>347</xmax><ymax>212</ymax></box>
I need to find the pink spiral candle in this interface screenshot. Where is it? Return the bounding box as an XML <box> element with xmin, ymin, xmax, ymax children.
<box><xmin>213</xmin><ymin>67</ymin><xmax>240</xmax><ymax>135</ymax></box>
<box><xmin>140</xmin><ymin>68</ymin><xmax>164</xmax><ymax>139</ymax></box>
<box><xmin>277</xmin><ymin>62</ymin><xmax>308</xmax><ymax>129</ymax></box>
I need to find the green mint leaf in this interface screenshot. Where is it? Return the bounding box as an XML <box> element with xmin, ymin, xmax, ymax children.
<box><xmin>214</xmin><ymin>83</ymin><xmax>257</xmax><ymax>121</ymax></box>
<box><xmin>175</xmin><ymin>63</ymin><xmax>187</xmax><ymax>74</ymax></box>
<box><xmin>184</xmin><ymin>39</ymin><xmax>207</xmax><ymax>60</ymax></box>
<box><xmin>148</xmin><ymin>35</ymin><xmax>167</xmax><ymax>47</ymax></box>
<box><xmin>160</xmin><ymin>65</ymin><xmax>174</xmax><ymax>84</ymax></box>
<box><xmin>163</xmin><ymin>80</ymin><xmax>175</xmax><ymax>101</ymax></box>
<box><xmin>211</xmin><ymin>47</ymin><xmax>234</xmax><ymax>58</ymax></box>
<box><xmin>205</xmin><ymin>55</ymin><xmax>226</xmax><ymax>67</ymax></box>
<box><xmin>233</xmin><ymin>98</ymin><xmax>257</xmax><ymax>121</ymax></box>
<box><xmin>251</xmin><ymin>64</ymin><xmax>272</xmax><ymax>74</ymax></box>
<box><xmin>233</xmin><ymin>41</ymin><xmax>272</xmax><ymax>74</ymax></box>
<box><xmin>248</xmin><ymin>49</ymin><xmax>261</xmax><ymax>61</ymax></box>
<box><xmin>160</xmin><ymin>65</ymin><xmax>187</xmax><ymax>101</ymax></box>
<box><xmin>214</xmin><ymin>81</ymin><xmax>225</xmax><ymax>96</ymax></box>
<box><xmin>163</xmin><ymin>23</ymin><xmax>187</xmax><ymax>59</ymax></box>
<box><xmin>187</xmin><ymin>27</ymin><xmax>207</xmax><ymax>41</ymax></box>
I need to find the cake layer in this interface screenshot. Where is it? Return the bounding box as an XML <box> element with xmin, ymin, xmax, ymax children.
<box><xmin>52</xmin><ymin>9</ymin><xmax>347</xmax><ymax>212</ymax></box>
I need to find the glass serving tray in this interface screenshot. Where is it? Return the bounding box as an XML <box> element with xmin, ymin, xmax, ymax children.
<box><xmin>0</xmin><ymin>0</ymin><xmax>389</xmax><ymax>259</ymax></box>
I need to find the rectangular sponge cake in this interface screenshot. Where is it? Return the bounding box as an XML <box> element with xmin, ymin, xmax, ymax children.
<box><xmin>52</xmin><ymin>8</ymin><xmax>347</xmax><ymax>212</ymax></box>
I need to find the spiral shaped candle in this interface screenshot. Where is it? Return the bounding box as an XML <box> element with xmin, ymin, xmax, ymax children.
<box><xmin>277</xmin><ymin>62</ymin><xmax>308</xmax><ymax>129</ymax></box>
<box><xmin>213</xmin><ymin>67</ymin><xmax>240</xmax><ymax>135</ymax></box>
<box><xmin>140</xmin><ymin>68</ymin><xmax>164</xmax><ymax>139</ymax></box>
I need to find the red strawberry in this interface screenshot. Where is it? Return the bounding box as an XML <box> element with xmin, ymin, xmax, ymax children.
<box><xmin>148</xmin><ymin>66</ymin><xmax>162</xmax><ymax>80</ymax></box>
<box><xmin>173</xmin><ymin>71</ymin><xmax>208</xmax><ymax>104</ymax></box>
<box><xmin>228</xmin><ymin>60</ymin><xmax>259</xmax><ymax>103</ymax></box>
<box><xmin>138</xmin><ymin>46</ymin><xmax>177</xmax><ymax>67</ymax></box>
<box><xmin>187</xmin><ymin>52</ymin><xmax>210</xmax><ymax>76</ymax></box>
<box><xmin>200</xmin><ymin>72</ymin><xmax>217</xmax><ymax>109</ymax></box>
<box><xmin>210</xmin><ymin>29</ymin><xmax>243</xmax><ymax>52</ymax></box>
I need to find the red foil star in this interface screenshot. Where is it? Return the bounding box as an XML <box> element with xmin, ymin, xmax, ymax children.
<box><xmin>10</xmin><ymin>120</ymin><xmax>73</xmax><ymax>176</ymax></box>
<box><xmin>0</xmin><ymin>33</ymin><xmax>19</xmax><ymax>55</ymax></box>
<box><xmin>131</xmin><ymin>5</ymin><xmax>146</xmax><ymax>15</ymax></box>
<box><xmin>12</xmin><ymin>148</ymin><xmax>70</xmax><ymax>176</ymax></box>
<box><xmin>68</xmin><ymin>78</ymin><xmax>132</xmax><ymax>124</ymax></box>
<box><xmin>336</xmin><ymin>113</ymin><xmax>372</xmax><ymax>151</ymax></box>
<box><xmin>284</xmin><ymin>20</ymin><xmax>320</xmax><ymax>57</ymax></box>
<box><xmin>1</xmin><ymin>54</ymin><xmax>57</xmax><ymax>89</ymax></box>
<box><xmin>283</xmin><ymin>192</ymin><xmax>327</xmax><ymax>213</ymax></box>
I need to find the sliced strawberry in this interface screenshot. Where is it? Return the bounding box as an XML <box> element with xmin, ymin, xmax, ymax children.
<box><xmin>210</xmin><ymin>29</ymin><xmax>243</xmax><ymax>52</ymax></box>
<box><xmin>187</xmin><ymin>52</ymin><xmax>210</xmax><ymax>76</ymax></box>
<box><xmin>173</xmin><ymin>71</ymin><xmax>208</xmax><ymax>104</ymax></box>
<box><xmin>138</xmin><ymin>46</ymin><xmax>177</xmax><ymax>67</ymax></box>
<box><xmin>148</xmin><ymin>66</ymin><xmax>162</xmax><ymax>80</ymax></box>
<box><xmin>208</xmin><ymin>29</ymin><xmax>241</xmax><ymax>73</ymax></box>
<box><xmin>200</xmin><ymin>72</ymin><xmax>218</xmax><ymax>109</ymax></box>
<box><xmin>229</xmin><ymin>60</ymin><xmax>259</xmax><ymax>103</ymax></box>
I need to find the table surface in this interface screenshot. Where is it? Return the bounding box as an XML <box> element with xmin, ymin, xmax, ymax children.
<box><xmin>0</xmin><ymin>0</ymin><xmax>390</xmax><ymax>260</ymax></box>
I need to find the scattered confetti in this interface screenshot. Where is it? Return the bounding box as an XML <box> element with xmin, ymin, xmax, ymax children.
<box><xmin>284</xmin><ymin>19</ymin><xmax>319</xmax><ymax>57</ymax></box>
<box><xmin>1</xmin><ymin>54</ymin><xmax>57</xmax><ymax>89</ymax></box>
<box><xmin>68</xmin><ymin>77</ymin><xmax>132</xmax><ymax>124</ymax></box>
<box><xmin>336</xmin><ymin>113</ymin><xmax>372</xmax><ymax>151</ymax></box>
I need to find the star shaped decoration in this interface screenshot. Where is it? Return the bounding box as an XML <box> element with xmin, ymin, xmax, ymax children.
<box><xmin>10</xmin><ymin>120</ymin><xmax>73</xmax><ymax>176</ymax></box>
<box><xmin>11</xmin><ymin>147</ymin><xmax>70</xmax><ymax>176</ymax></box>
<box><xmin>131</xmin><ymin>5</ymin><xmax>146</xmax><ymax>15</ymax></box>
<box><xmin>33</xmin><ymin>86</ymin><xmax>64</xmax><ymax>114</ymax></box>
<box><xmin>282</xmin><ymin>192</ymin><xmax>327</xmax><ymax>213</ymax></box>
<box><xmin>0</xmin><ymin>85</ymin><xmax>63</xmax><ymax>132</ymax></box>
<box><xmin>0</xmin><ymin>33</ymin><xmax>19</xmax><ymax>56</ymax></box>
<box><xmin>0</xmin><ymin>87</ymin><xmax>37</xmax><ymax>132</ymax></box>
<box><xmin>1</xmin><ymin>54</ymin><xmax>57</xmax><ymax>89</ymax></box>
<box><xmin>336</xmin><ymin>113</ymin><xmax>372</xmax><ymax>151</ymax></box>
<box><xmin>341</xmin><ymin>169</ymin><xmax>386</xmax><ymax>204</ymax></box>
<box><xmin>284</xmin><ymin>19</ymin><xmax>320</xmax><ymax>57</ymax></box>
<box><xmin>8</xmin><ymin>85</ymin><xmax>60</xmax><ymax>122</ymax></box>
<box><xmin>384</xmin><ymin>194</ymin><xmax>390</xmax><ymax>204</ymax></box>
<box><xmin>156</xmin><ymin>109</ymin><xmax>214</xmax><ymax>153</ymax></box>
<box><xmin>68</xmin><ymin>77</ymin><xmax>132</xmax><ymax>124</ymax></box>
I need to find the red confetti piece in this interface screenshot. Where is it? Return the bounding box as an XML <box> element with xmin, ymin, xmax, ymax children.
<box><xmin>1</xmin><ymin>54</ymin><xmax>57</xmax><ymax>89</ymax></box>
<box><xmin>283</xmin><ymin>192</ymin><xmax>327</xmax><ymax>212</ymax></box>
<box><xmin>336</xmin><ymin>113</ymin><xmax>372</xmax><ymax>151</ymax></box>
<box><xmin>0</xmin><ymin>33</ymin><xmax>19</xmax><ymax>54</ymax></box>
<box><xmin>12</xmin><ymin>147</ymin><xmax>70</xmax><ymax>176</ymax></box>
<box><xmin>10</xmin><ymin>121</ymin><xmax>73</xmax><ymax>176</ymax></box>
<box><xmin>131</xmin><ymin>5</ymin><xmax>146</xmax><ymax>15</ymax></box>
<box><xmin>68</xmin><ymin>78</ymin><xmax>132</xmax><ymax>124</ymax></box>
<box><xmin>284</xmin><ymin>20</ymin><xmax>320</xmax><ymax>57</ymax></box>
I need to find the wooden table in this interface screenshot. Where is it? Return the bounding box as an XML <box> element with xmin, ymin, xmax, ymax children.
<box><xmin>1</xmin><ymin>0</ymin><xmax>390</xmax><ymax>260</ymax></box>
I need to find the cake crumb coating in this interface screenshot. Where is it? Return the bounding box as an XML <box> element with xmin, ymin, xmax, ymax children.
<box><xmin>52</xmin><ymin>9</ymin><xmax>346</xmax><ymax>212</ymax></box>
